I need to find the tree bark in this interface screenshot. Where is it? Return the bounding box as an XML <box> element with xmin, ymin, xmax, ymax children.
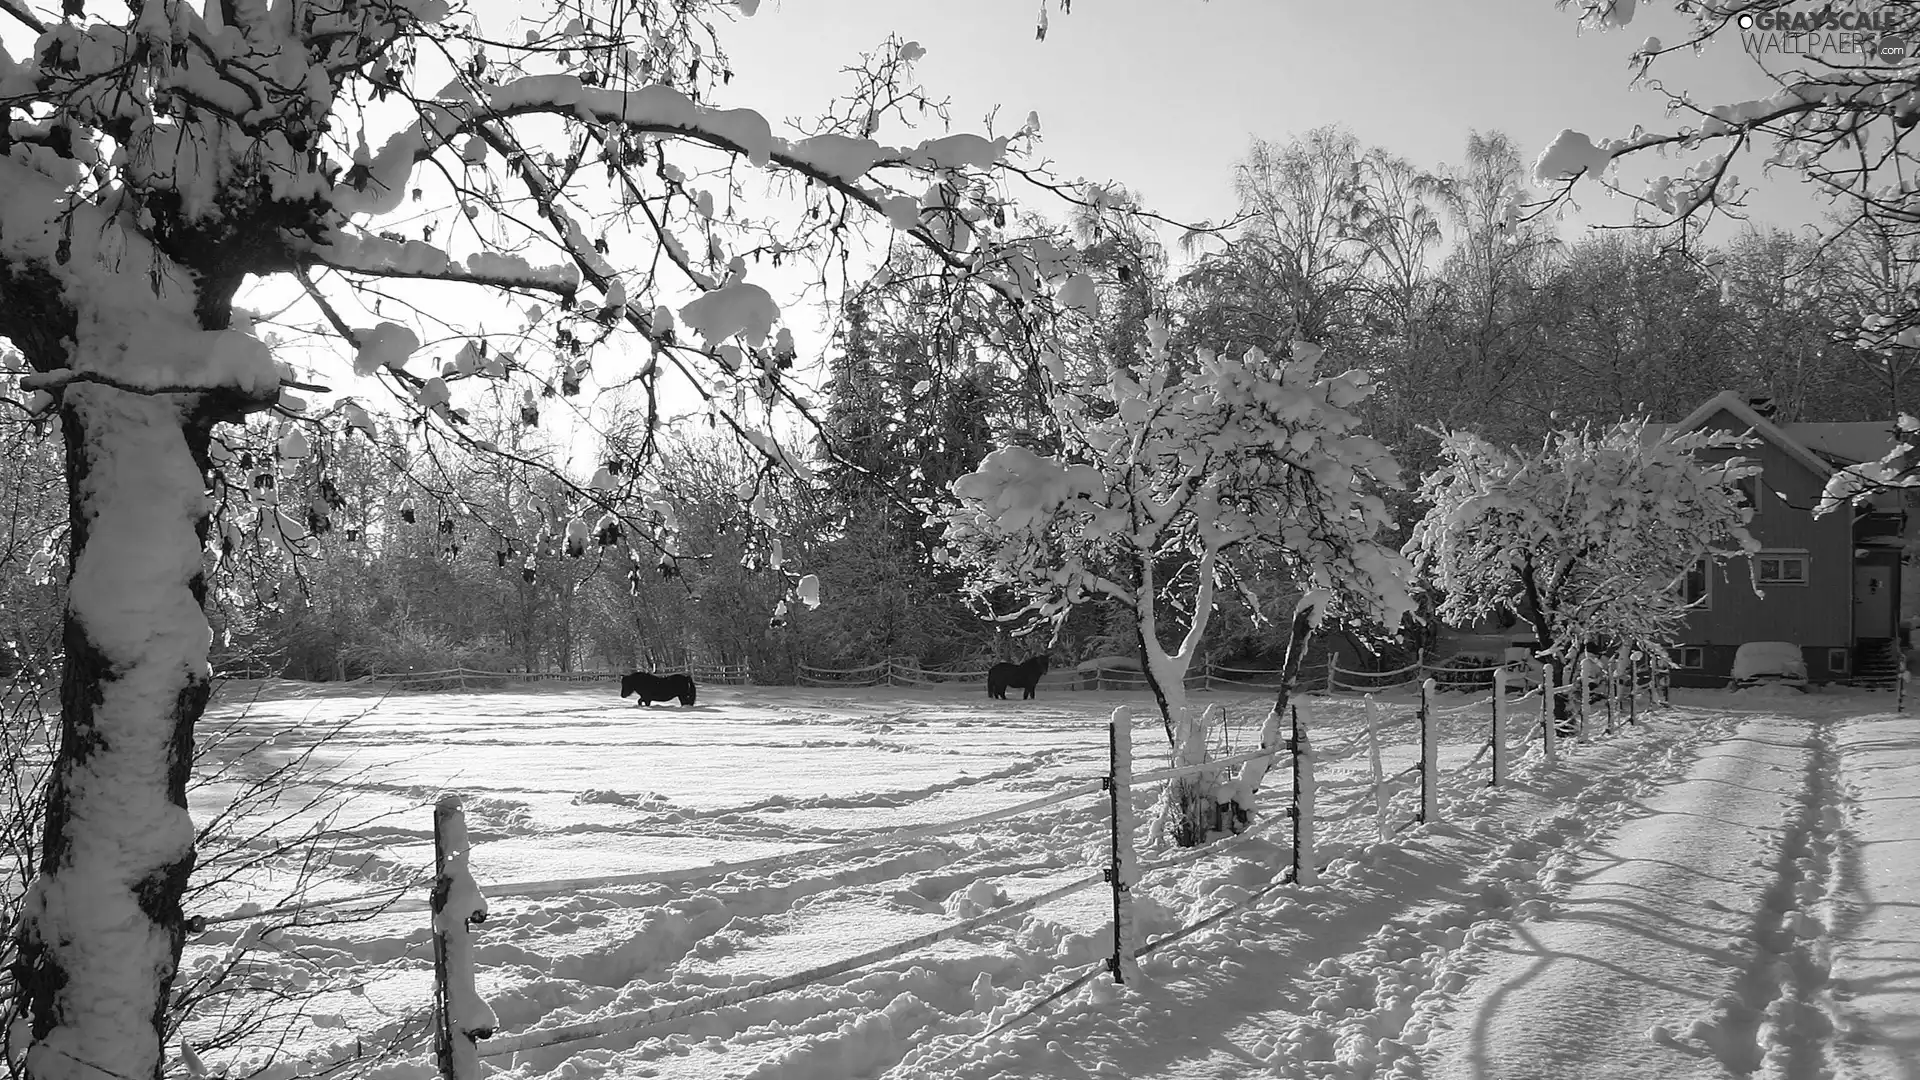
<box><xmin>15</xmin><ymin>385</ymin><xmax>216</xmax><ymax>1080</ymax></box>
<box><xmin>1518</xmin><ymin>558</ymin><xmax>1571</xmax><ymax>733</ymax></box>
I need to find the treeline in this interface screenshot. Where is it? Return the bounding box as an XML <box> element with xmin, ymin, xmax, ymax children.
<box><xmin>0</xmin><ymin>128</ymin><xmax>1905</xmax><ymax>682</ymax></box>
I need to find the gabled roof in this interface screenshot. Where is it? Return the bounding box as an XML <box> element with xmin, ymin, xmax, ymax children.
<box><xmin>1665</xmin><ymin>390</ymin><xmax>1835</xmax><ymax>480</ymax></box>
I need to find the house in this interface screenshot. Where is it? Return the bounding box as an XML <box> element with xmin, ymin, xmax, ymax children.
<box><xmin>1664</xmin><ymin>391</ymin><xmax>1915</xmax><ymax>687</ymax></box>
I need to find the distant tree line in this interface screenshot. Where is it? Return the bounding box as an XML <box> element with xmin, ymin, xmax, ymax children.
<box><xmin>0</xmin><ymin>128</ymin><xmax>1902</xmax><ymax>682</ymax></box>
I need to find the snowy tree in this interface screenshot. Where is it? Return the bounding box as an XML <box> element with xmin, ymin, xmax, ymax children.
<box><xmin>1537</xmin><ymin>3</ymin><xmax>1920</xmax><ymax>343</ymax></box>
<box><xmin>0</xmin><ymin>0</ymin><xmax>1081</xmax><ymax>1073</ymax></box>
<box><xmin>941</xmin><ymin>319</ymin><xmax>1414</xmax><ymax>847</ymax></box>
<box><xmin>1405</xmin><ymin>421</ymin><xmax>1757</xmax><ymax>727</ymax></box>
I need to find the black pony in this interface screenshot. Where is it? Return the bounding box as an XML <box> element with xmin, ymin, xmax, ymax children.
<box><xmin>987</xmin><ymin>656</ymin><xmax>1050</xmax><ymax>700</ymax></box>
<box><xmin>620</xmin><ymin>671</ymin><xmax>697</xmax><ymax>706</ymax></box>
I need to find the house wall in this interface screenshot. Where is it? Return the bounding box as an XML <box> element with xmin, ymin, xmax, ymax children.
<box><xmin>1676</xmin><ymin>412</ymin><xmax>1852</xmax><ymax>682</ymax></box>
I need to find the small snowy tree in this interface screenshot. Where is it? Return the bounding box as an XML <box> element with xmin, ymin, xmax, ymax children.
<box><xmin>0</xmin><ymin>0</ymin><xmax>1085</xmax><ymax>1073</ymax></box>
<box><xmin>1405</xmin><ymin>421</ymin><xmax>1756</xmax><ymax>727</ymax></box>
<box><xmin>941</xmin><ymin>319</ymin><xmax>1414</xmax><ymax>846</ymax></box>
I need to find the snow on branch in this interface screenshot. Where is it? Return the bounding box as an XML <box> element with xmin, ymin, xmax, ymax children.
<box><xmin>1406</xmin><ymin>420</ymin><xmax>1758</xmax><ymax>663</ymax></box>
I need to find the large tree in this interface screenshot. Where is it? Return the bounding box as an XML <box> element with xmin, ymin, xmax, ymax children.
<box><xmin>0</xmin><ymin>0</ymin><xmax>1084</xmax><ymax>1073</ymax></box>
<box><xmin>941</xmin><ymin>319</ymin><xmax>1414</xmax><ymax>846</ymax></box>
<box><xmin>1406</xmin><ymin>421</ymin><xmax>1757</xmax><ymax>727</ymax></box>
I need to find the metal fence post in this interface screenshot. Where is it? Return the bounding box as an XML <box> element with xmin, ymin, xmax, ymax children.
<box><xmin>1106</xmin><ymin>709</ymin><xmax>1138</xmax><ymax>984</ymax></box>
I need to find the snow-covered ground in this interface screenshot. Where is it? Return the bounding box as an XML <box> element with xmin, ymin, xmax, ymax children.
<box><xmin>183</xmin><ymin>679</ymin><xmax>1919</xmax><ymax>1080</ymax></box>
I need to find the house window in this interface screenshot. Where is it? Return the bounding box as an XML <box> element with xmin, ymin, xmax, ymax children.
<box><xmin>1736</xmin><ymin>473</ymin><xmax>1761</xmax><ymax>514</ymax></box>
<box><xmin>1671</xmin><ymin>646</ymin><xmax>1705</xmax><ymax>670</ymax></box>
<box><xmin>1682</xmin><ymin>558</ymin><xmax>1711</xmax><ymax>609</ymax></box>
<box><xmin>1756</xmin><ymin>552</ymin><xmax>1809</xmax><ymax>585</ymax></box>
<box><xmin>1828</xmin><ymin>648</ymin><xmax>1850</xmax><ymax>675</ymax></box>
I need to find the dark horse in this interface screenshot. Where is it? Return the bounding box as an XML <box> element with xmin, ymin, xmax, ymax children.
<box><xmin>987</xmin><ymin>656</ymin><xmax>1050</xmax><ymax>700</ymax></box>
<box><xmin>620</xmin><ymin>671</ymin><xmax>697</xmax><ymax>706</ymax></box>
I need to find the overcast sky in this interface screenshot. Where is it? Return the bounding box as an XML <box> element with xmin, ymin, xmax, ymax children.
<box><xmin>717</xmin><ymin>0</ymin><xmax>1835</xmax><ymax>239</ymax></box>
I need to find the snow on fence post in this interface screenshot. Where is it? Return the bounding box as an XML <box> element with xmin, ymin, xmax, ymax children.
<box><xmin>432</xmin><ymin>796</ymin><xmax>496</xmax><ymax>1080</ymax></box>
<box><xmin>1602</xmin><ymin>660</ymin><xmax>1616</xmax><ymax>736</ymax></box>
<box><xmin>1291</xmin><ymin>705</ymin><xmax>1316</xmax><ymax>885</ymax></box>
<box><xmin>1366</xmin><ymin>694</ymin><xmax>1387</xmax><ymax>842</ymax></box>
<box><xmin>1628</xmin><ymin>651</ymin><xmax>1641</xmax><ymax>726</ymax></box>
<box><xmin>1542</xmin><ymin>677</ymin><xmax>1559</xmax><ymax>768</ymax></box>
<box><xmin>1417</xmin><ymin>647</ymin><xmax>1427</xmax><ymax>683</ymax></box>
<box><xmin>1105</xmin><ymin>708</ymin><xmax>1139</xmax><ymax>984</ymax></box>
<box><xmin>1419</xmin><ymin>677</ymin><xmax>1439</xmax><ymax>825</ymax></box>
<box><xmin>1573</xmin><ymin>652</ymin><xmax>1589</xmax><ymax>744</ymax></box>
<box><xmin>1901</xmin><ymin>670</ymin><xmax>1909</xmax><ymax>714</ymax></box>
<box><xmin>1490</xmin><ymin>666</ymin><xmax>1509</xmax><ymax>788</ymax></box>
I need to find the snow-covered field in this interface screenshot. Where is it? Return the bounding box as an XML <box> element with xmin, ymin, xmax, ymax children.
<box><xmin>183</xmin><ymin>679</ymin><xmax>1918</xmax><ymax>1080</ymax></box>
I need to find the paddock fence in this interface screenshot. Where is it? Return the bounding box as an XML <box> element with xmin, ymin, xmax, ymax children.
<box><xmin>795</xmin><ymin>651</ymin><xmax>1543</xmax><ymax>694</ymax></box>
<box><xmin>186</xmin><ymin>657</ymin><xmax>1674</xmax><ymax>1078</ymax></box>
<box><xmin>360</xmin><ymin>663</ymin><xmax>752</xmax><ymax>692</ymax></box>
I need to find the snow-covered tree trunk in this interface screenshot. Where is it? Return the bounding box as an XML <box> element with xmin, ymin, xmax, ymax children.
<box><xmin>1226</xmin><ymin>600</ymin><xmax>1318</xmax><ymax>833</ymax></box>
<box><xmin>1137</xmin><ymin>548</ymin><xmax>1221</xmax><ymax>848</ymax></box>
<box><xmin>14</xmin><ymin>384</ymin><xmax>217</xmax><ymax>1080</ymax></box>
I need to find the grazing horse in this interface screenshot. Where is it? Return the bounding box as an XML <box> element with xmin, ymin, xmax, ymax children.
<box><xmin>987</xmin><ymin>656</ymin><xmax>1050</xmax><ymax>700</ymax></box>
<box><xmin>620</xmin><ymin>671</ymin><xmax>697</xmax><ymax>706</ymax></box>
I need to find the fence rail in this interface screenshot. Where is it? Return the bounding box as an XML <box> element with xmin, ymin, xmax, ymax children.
<box><xmin>361</xmin><ymin>664</ymin><xmax>752</xmax><ymax>692</ymax></box>
<box><xmin>794</xmin><ymin>652</ymin><xmax>1535</xmax><ymax>694</ymax></box>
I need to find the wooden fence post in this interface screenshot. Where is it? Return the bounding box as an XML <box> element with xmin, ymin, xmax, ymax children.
<box><xmin>433</xmin><ymin>797</ymin><xmax>495</xmax><ymax>1080</ymax></box>
<box><xmin>1491</xmin><ymin>666</ymin><xmax>1508</xmax><ymax>788</ymax></box>
<box><xmin>1365</xmin><ymin>694</ymin><xmax>1387</xmax><ymax>842</ymax></box>
<box><xmin>1326</xmin><ymin>648</ymin><xmax>1338</xmax><ymax>693</ymax></box>
<box><xmin>1292</xmin><ymin>705</ymin><xmax>1316</xmax><ymax>885</ymax></box>
<box><xmin>1573</xmin><ymin>652</ymin><xmax>1589</xmax><ymax>744</ymax></box>
<box><xmin>1106</xmin><ymin>708</ymin><xmax>1138</xmax><ymax>984</ymax></box>
<box><xmin>1603</xmin><ymin>660</ymin><xmax>1616</xmax><ymax>736</ymax></box>
<box><xmin>1542</xmin><ymin>673</ymin><xmax>1559</xmax><ymax>768</ymax></box>
<box><xmin>1628</xmin><ymin>651</ymin><xmax>1640</xmax><ymax>726</ymax></box>
<box><xmin>1419</xmin><ymin>678</ymin><xmax>1439</xmax><ymax>824</ymax></box>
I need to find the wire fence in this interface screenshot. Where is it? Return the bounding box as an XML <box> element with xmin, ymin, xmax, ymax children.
<box><xmin>358</xmin><ymin>664</ymin><xmax>753</xmax><ymax>692</ymax></box>
<box><xmin>794</xmin><ymin>652</ymin><xmax>1530</xmax><ymax>694</ymax></box>
<box><xmin>187</xmin><ymin>657</ymin><xmax>1675</xmax><ymax>1078</ymax></box>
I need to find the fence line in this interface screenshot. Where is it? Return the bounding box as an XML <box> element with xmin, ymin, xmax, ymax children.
<box><xmin>203</xmin><ymin>663</ymin><xmax>1674</xmax><ymax>1075</ymax></box>
<box><xmin>794</xmin><ymin>654</ymin><xmax>1533</xmax><ymax>695</ymax></box>
<box><xmin>363</xmin><ymin>664</ymin><xmax>753</xmax><ymax>691</ymax></box>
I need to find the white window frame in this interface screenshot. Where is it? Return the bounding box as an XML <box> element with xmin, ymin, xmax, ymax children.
<box><xmin>1736</xmin><ymin>472</ymin><xmax>1761</xmax><ymax>516</ymax></box>
<box><xmin>1755</xmin><ymin>550</ymin><xmax>1810</xmax><ymax>586</ymax></box>
<box><xmin>1828</xmin><ymin>647</ymin><xmax>1850</xmax><ymax>675</ymax></box>
<box><xmin>1672</xmin><ymin>645</ymin><xmax>1705</xmax><ymax>670</ymax></box>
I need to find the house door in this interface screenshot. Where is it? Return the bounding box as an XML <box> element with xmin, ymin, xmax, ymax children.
<box><xmin>1854</xmin><ymin>565</ymin><xmax>1896</xmax><ymax>639</ymax></box>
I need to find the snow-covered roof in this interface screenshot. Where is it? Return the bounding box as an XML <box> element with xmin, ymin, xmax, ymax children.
<box><xmin>1778</xmin><ymin>421</ymin><xmax>1902</xmax><ymax>467</ymax></box>
<box><xmin>1665</xmin><ymin>391</ymin><xmax>1835</xmax><ymax>480</ymax></box>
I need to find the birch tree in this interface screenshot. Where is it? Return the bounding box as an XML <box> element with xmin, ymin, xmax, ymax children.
<box><xmin>1406</xmin><ymin>422</ymin><xmax>1757</xmax><ymax>728</ymax></box>
<box><xmin>0</xmin><ymin>0</ymin><xmax>1083</xmax><ymax>1073</ymax></box>
<box><xmin>941</xmin><ymin>320</ymin><xmax>1413</xmax><ymax>846</ymax></box>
